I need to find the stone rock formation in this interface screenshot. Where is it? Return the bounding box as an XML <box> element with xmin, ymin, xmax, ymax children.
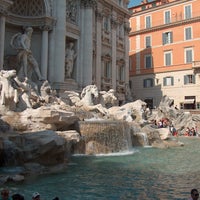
<box><xmin>0</xmin><ymin>74</ymin><xmax>196</xmax><ymax>181</ymax></box>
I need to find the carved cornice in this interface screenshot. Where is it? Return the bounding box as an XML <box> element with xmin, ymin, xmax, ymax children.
<box><xmin>6</xmin><ymin>14</ymin><xmax>56</xmax><ymax>29</ymax></box>
<box><xmin>0</xmin><ymin>0</ymin><xmax>13</xmax><ymax>16</ymax></box>
<box><xmin>96</xmin><ymin>10</ymin><xmax>103</xmax><ymax>21</ymax></box>
<box><xmin>39</xmin><ymin>24</ymin><xmax>52</xmax><ymax>31</ymax></box>
<box><xmin>80</xmin><ymin>0</ymin><xmax>97</xmax><ymax>9</ymax></box>
<box><xmin>0</xmin><ymin>8</ymin><xmax>8</xmax><ymax>16</ymax></box>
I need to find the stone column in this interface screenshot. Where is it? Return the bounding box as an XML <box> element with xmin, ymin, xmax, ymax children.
<box><xmin>111</xmin><ymin>18</ymin><xmax>118</xmax><ymax>90</ymax></box>
<box><xmin>0</xmin><ymin>14</ymin><xmax>5</xmax><ymax>70</ymax></box>
<box><xmin>0</xmin><ymin>0</ymin><xmax>13</xmax><ymax>70</ymax></box>
<box><xmin>40</xmin><ymin>25</ymin><xmax>50</xmax><ymax>80</ymax></box>
<box><xmin>79</xmin><ymin>0</ymin><xmax>96</xmax><ymax>87</ymax></box>
<box><xmin>48</xmin><ymin>0</ymin><xmax>66</xmax><ymax>83</ymax></box>
<box><xmin>124</xmin><ymin>21</ymin><xmax>131</xmax><ymax>85</ymax></box>
<box><xmin>95</xmin><ymin>10</ymin><xmax>103</xmax><ymax>89</ymax></box>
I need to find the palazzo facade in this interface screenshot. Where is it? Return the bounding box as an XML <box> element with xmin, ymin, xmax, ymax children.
<box><xmin>0</xmin><ymin>0</ymin><xmax>131</xmax><ymax>103</ymax></box>
<box><xmin>129</xmin><ymin>0</ymin><xmax>200</xmax><ymax>109</ymax></box>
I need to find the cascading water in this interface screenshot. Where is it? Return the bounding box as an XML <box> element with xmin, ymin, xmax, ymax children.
<box><xmin>74</xmin><ymin>120</ymin><xmax>133</xmax><ymax>155</ymax></box>
<box><xmin>139</xmin><ymin>132</ymin><xmax>149</xmax><ymax>146</ymax></box>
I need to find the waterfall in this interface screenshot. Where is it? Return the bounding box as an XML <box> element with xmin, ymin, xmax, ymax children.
<box><xmin>74</xmin><ymin>120</ymin><xmax>133</xmax><ymax>155</ymax></box>
<box><xmin>140</xmin><ymin>132</ymin><xmax>149</xmax><ymax>146</ymax></box>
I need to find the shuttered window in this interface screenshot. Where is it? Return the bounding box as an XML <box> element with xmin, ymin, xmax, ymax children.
<box><xmin>145</xmin><ymin>36</ymin><xmax>151</xmax><ymax>48</ymax></box>
<box><xmin>145</xmin><ymin>16</ymin><xmax>151</xmax><ymax>28</ymax></box>
<box><xmin>162</xmin><ymin>32</ymin><xmax>173</xmax><ymax>45</ymax></box>
<box><xmin>163</xmin><ymin>77</ymin><xmax>174</xmax><ymax>86</ymax></box>
<box><xmin>185</xmin><ymin>5</ymin><xmax>192</xmax><ymax>19</ymax></box>
<box><xmin>164</xmin><ymin>51</ymin><xmax>172</xmax><ymax>66</ymax></box>
<box><xmin>143</xmin><ymin>78</ymin><xmax>154</xmax><ymax>88</ymax></box>
<box><xmin>185</xmin><ymin>27</ymin><xmax>192</xmax><ymax>40</ymax></box>
<box><xmin>184</xmin><ymin>75</ymin><xmax>195</xmax><ymax>84</ymax></box>
<box><xmin>185</xmin><ymin>48</ymin><xmax>193</xmax><ymax>63</ymax></box>
<box><xmin>145</xmin><ymin>54</ymin><xmax>152</xmax><ymax>69</ymax></box>
<box><xmin>164</xmin><ymin>11</ymin><xmax>171</xmax><ymax>24</ymax></box>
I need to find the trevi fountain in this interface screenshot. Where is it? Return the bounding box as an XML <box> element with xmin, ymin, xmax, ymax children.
<box><xmin>1</xmin><ymin>1</ymin><xmax>200</xmax><ymax>199</ymax></box>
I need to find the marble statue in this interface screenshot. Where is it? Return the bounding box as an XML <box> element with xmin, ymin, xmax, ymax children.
<box><xmin>10</xmin><ymin>27</ymin><xmax>43</xmax><ymax>81</ymax></box>
<box><xmin>99</xmin><ymin>89</ymin><xmax>118</xmax><ymax>108</ymax></box>
<box><xmin>65</xmin><ymin>42</ymin><xmax>77</xmax><ymax>78</ymax></box>
<box><xmin>0</xmin><ymin>70</ymin><xmax>19</xmax><ymax>110</ymax></box>
<box><xmin>40</xmin><ymin>80</ymin><xmax>57</xmax><ymax>103</ymax></box>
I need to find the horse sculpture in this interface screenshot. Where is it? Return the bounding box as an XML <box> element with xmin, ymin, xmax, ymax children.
<box><xmin>79</xmin><ymin>85</ymin><xmax>99</xmax><ymax>106</ymax></box>
<box><xmin>62</xmin><ymin>85</ymin><xmax>108</xmax><ymax>115</ymax></box>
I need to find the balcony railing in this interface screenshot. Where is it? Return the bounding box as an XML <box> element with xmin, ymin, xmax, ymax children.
<box><xmin>192</xmin><ymin>61</ymin><xmax>200</xmax><ymax>69</ymax></box>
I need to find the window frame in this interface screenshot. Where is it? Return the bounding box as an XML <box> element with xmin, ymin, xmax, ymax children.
<box><xmin>145</xmin><ymin>15</ymin><xmax>151</xmax><ymax>29</ymax></box>
<box><xmin>104</xmin><ymin>60</ymin><xmax>111</xmax><ymax>78</ymax></box>
<box><xmin>163</xmin><ymin>76</ymin><xmax>174</xmax><ymax>86</ymax></box>
<box><xmin>184</xmin><ymin>74</ymin><xmax>195</xmax><ymax>85</ymax></box>
<box><xmin>164</xmin><ymin>51</ymin><xmax>172</xmax><ymax>66</ymax></box>
<box><xmin>184</xmin><ymin>47</ymin><xmax>193</xmax><ymax>64</ymax></box>
<box><xmin>145</xmin><ymin>35</ymin><xmax>151</xmax><ymax>48</ymax></box>
<box><xmin>143</xmin><ymin>78</ymin><xmax>154</xmax><ymax>88</ymax></box>
<box><xmin>184</xmin><ymin>4</ymin><xmax>192</xmax><ymax>20</ymax></box>
<box><xmin>164</xmin><ymin>10</ymin><xmax>171</xmax><ymax>24</ymax></box>
<box><xmin>162</xmin><ymin>31</ymin><xmax>173</xmax><ymax>45</ymax></box>
<box><xmin>145</xmin><ymin>54</ymin><xmax>152</xmax><ymax>69</ymax></box>
<box><xmin>184</xmin><ymin>26</ymin><xmax>192</xmax><ymax>40</ymax></box>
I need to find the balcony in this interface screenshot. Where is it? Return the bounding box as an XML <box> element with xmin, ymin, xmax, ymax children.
<box><xmin>192</xmin><ymin>61</ymin><xmax>200</xmax><ymax>74</ymax></box>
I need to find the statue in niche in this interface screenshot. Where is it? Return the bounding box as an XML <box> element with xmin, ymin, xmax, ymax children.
<box><xmin>65</xmin><ymin>42</ymin><xmax>77</xmax><ymax>79</ymax></box>
<box><xmin>66</xmin><ymin>0</ymin><xmax>78</xmax><ymax>23</ymax></box>
<box><xmin>10</xmin><ymin>27</ymin><xmax>44</xmax><ymax>81</ymax></box>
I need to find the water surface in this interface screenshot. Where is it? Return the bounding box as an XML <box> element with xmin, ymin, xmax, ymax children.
<box><xmin>2</xmin><ymin>137</ymin><xmax>200</xmax><ymax>200</ymax></box>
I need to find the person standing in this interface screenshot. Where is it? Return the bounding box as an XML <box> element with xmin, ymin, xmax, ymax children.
<box><xmin>0</xmin><ymin>189</ymin><xmax>11</xmax><ymax>200</ymax></box>
<box><xmin>189</xmin><ymin>188</ymin><xmax>199</xmax><ymax>200</ymax></box>
<box><xmin>32</xmin><ymin>192</ymin><xmax>40</xmax><ymax>200</ymax></box>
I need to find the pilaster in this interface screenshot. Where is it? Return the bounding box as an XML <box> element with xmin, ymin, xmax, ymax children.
<box><xmin>0</xmin><ymin>0</ymin><xmax>13</xmax><ymax>70</ymax></box>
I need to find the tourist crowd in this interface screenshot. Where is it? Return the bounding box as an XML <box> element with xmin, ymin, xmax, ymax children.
<box><xmin>153</xmin><ymin>118</ymin><xmax>199</xmax><ymax>137</ymax></box>
<box><xmin>0</xmin><ymin>189</ymin><xmax>59</xmax><ymax>200</ymax></box>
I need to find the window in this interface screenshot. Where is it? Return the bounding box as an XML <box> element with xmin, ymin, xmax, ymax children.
<box><xmin>143</xmin><ymin>78</ymin><xmax>154</xmax><ymax>88</ymax></box>
<box><xmin>119</xmin><ymin>24</ymin><xmax>124</xmax><ymax>38</ymax></box>
<box><xmin>119</xmin><ymin>65</ymin><xmax>125</xmax><ymax>81</ymax></box>
<box><xmin>104</xmin><ymin>61</ymin><xmax>111</xmax><ymax>78</ymax></box>
<box><xmin>185</xmin><ymin>27</ymin><xmax>192</xmax><ymax>40</ymax></box>
<box><xmin>145</xmin><ymin>16</ymin><xmax>151</xmax><ymax>28</ymax></box>
<box><xmin>142</xmin><ymin>5</ymin><xmax>146</xmax><ymax>10</ymax></box>
<box><xmin>185</xmin><ymin>48</ymin><xmax>193</xmax><ymax>63</ymax></box>
<box><xmin>145</xmin><ymin>54</ymin><xmax>152</xmax><ymax>69</ymax></box>
<box><xmin>152</xmin><ymin>2</ymin><xmax>157</xmax><ymax>7</ymax></box>
<box><xmin>129</xmin><ymin>80</ymin><xmax>132</xmax><ymax>89</ymax></box>
<box><xmin>162</xmin><ymin>32</ymin><xmax>173</xmax><ymax>45</ymax></box>
<box><xmin>164</xmin><ymin>10</ymin><xmax>171</xmax><ymax>24</ymax></box>
<box><xmin>145</xmin><ymin>36</ymin><xmax>151</xmax><ymax>48</ymax></box>
<box><xmin>196</xmin><ymin>102</ymin><xmax>200</xmax><ymax>109</ymax></box>
<box><xmin>184</xmin><ymin>74</ymin><xmax>195</xmax><ymax>84</ymax></box>
<box><xmin>185</xmin><ymin>5</ymin><xmax>192</xmax><ymax>19</ymax></box>
<box><xmin>163</xmin><ymin>76</ymin><xmax>174</xmax><ymax>86</ymax></box>
<box><xmin>164</xmin><ymin>51</ymin><xmax>172</xmax><ymax>66</ymax></box>
<box><xmin>104</xmin><ymin>17</ymin><xmax>110</xmax><ymax>32</ymax></box>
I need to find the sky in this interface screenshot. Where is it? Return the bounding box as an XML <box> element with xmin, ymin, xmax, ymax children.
<box><xmin>128</xmin><ymin>0</ymin><xmax>153</xmax><ymax>8</ymax></box>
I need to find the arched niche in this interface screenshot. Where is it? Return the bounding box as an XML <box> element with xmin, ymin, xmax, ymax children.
<box><xmin>6</xmin><ymin>0</ymin><xmax>55</xmax><ymax>28</ymax></box>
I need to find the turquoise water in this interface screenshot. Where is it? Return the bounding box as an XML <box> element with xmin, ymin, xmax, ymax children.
<box><xmin>2</xmin><ymin>137</ymin><xmax>200</xmax><ymax>200</ymax></box>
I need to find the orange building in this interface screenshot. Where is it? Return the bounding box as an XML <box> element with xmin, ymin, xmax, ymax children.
<box><xmin>129</xmin><ymin>0</ymin><xmax>200</xmax><ymax>109</ymax></box>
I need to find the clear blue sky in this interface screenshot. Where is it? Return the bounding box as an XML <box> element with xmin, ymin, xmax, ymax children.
<box><xmin>128</xmin><ymin>0</ymin><xmax>153</xmax><ymax>8</ymax></box>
